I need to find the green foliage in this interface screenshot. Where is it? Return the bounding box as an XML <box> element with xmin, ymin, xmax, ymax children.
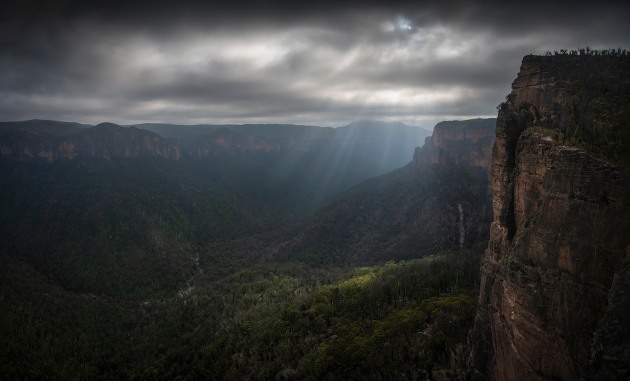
<box><xmin>561</xmin><ymin>91</ymin><xmax>630</xmax><ymax>162</ymax></box>
<box><xmin>543</xmin><ymin>47</ymin><xmax>629</xmax><ymax>57</ymax></box>
<box><xmin>0</xmin><ymin>248</ymin><xmax>483</xmax><ymax>380</ymax></box>
<box><xmin>519</xmin><ymin>54</ymin><xmax>630</xmax><ymax>163</ymax></box>
<box><xmin>0</xmin><ymin>157</ymin><xmax>304</xmax><ymax>300</ymax></box>
<box><xmin>269</xmin><ymin>164</ymin><xmax>491</xmax><ymax>265</ymax></box>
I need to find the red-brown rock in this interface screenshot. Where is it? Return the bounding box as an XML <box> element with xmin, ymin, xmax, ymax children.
<box><xmin>468</xmin><ymin>55</ymin><xmax>630</xmax><ymax>381</ymax></box>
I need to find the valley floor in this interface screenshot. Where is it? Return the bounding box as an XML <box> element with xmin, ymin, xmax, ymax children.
<box><xmin>0</xmin><ymin>245</ymin><xmax>483</xmax><ymax>380</ymax></box>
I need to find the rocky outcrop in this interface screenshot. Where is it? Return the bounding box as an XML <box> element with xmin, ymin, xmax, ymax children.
<box><xmin>0</xmin><ymin>121</ymin><xmax>181</xmax><ymax>161</ymax></box>
<box><xmin>469</xmin><ymin>54</ymin><xmax>630</xmax><ymax>380</ymax></box>
<box><xmin>413</xmin><ymin>118</ymin><xmax>496</xmax><ymax>172</ymax></box>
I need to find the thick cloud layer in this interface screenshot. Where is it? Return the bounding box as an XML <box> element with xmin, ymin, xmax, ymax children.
<box><xmin>1</xmin><ymin>0</ymin><xmax>629</xmax><ymax>127</ymax></box>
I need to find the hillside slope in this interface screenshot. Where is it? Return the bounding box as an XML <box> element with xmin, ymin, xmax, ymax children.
<box><xmin>234</xmin><ymin>118</ymin><xmax>496</xmax><ymax>265</ymax></box>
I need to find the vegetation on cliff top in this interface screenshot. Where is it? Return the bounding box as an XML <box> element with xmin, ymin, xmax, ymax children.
<box><xmin>498</xmin><ymin>49</ymin><xmax>630</xmax><ymax>164</ymax></box>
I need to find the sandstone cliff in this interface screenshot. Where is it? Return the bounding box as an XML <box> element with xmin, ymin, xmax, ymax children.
<box><xmin>413</xmin><ymin>118</ymin><xmax>496</xmax><ymax>171</ymax></box>
<box><xmin>182</xmin><ymin>125</ymin><xmax>334</xmax><ymax>156</ymax></box>
<box><xmin>139</xmin><ymin>121</ymin><xmax>430</xmax><ymax>175</ymax></box>
<box><xmin>0</xmin><ymin>121</ymin><xmax>181</xmax><ymax>161</ymax></box>
<box><xmin>469</xmin><ymin>54</ymin><xmax>630</xmax><ymax>380</ymax></box>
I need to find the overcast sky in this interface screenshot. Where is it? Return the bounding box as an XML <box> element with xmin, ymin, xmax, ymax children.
<box><xmin>1</xmin><ymin>0</ymin><xmax>629</xmax><ymax>128</ymax></box>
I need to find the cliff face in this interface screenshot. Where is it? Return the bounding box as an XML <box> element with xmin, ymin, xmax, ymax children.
<box><xmin>413</xmin><ymin>118</ymin><xmax>496</xmax><ymax>172</ymax></box>
<box><xmin>0</xmin><ymin>121</ymin><xmax>180</xmax><ymax>161</ymax></box>
<box><xmin>469</xmin><ymin>55</ymin><xmax>630</xmax><ymax>380</ymax></box>
<box><xmin>140</xmin><ymin>121</ymin><xmax>431</xmax><ymax>175</ymax></box>
<box><xmin>410</xmin><ymin>119</ymin><xmax>495</xmax><ymax>252</ymax></box>
<box><xmin>187</xmin><ymin>126</ymin><xmax>333</xmax><ymax>156</ymax></box>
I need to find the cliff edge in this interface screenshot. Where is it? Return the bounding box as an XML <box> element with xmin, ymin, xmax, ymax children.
<box><xmin>469</xmin><ymin>53</ymin><xmax>630</xmax><ymax>380</ymax></box>
<box><xmin>0</xmin><ymin>121</ymin><xmax>181</xmax><ymax>161</ymax></box>
<box><xmin>413</xmin><ymin>118</ymin><xmax>496</xmax><ymax>172</ymax></box>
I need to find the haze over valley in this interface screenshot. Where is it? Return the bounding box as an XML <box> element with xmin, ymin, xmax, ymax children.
<box><xmin>1</xmin><ymin>1</ymin><xmax>630</xmax><ymax>380</ymax></box>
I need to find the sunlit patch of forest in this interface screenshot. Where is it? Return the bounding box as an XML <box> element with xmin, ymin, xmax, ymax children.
<box><xmin>0</xmin><ymin>245</ymin><xmax>482</xmax><ymax>380</ymax></box>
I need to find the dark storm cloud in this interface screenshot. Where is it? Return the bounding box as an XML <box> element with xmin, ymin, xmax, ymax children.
<box><xmin>1</xmin><ymin>0</ymin><xmax>629</xmax><ymax>127</ymax></box>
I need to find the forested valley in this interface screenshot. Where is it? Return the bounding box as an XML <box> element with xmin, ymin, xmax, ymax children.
<box><xmin>0</xmin><ymin>120</ymin><xmax>491</xmax><ymax>380</ymax></box>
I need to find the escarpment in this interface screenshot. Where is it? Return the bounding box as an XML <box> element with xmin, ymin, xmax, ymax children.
<box><xmin>413</xmin><ymin>118</ymin><xmax>496</xmax><ymax>172</ymax></box>
<box><xmin>0</xmin><ymin>121</ymin><xmax>181</xmax><ymax>161</ymax></box>
<box><xmin>469</xmin><ymin>54</ymin><xmax>630</xmax><ymax>380</ymax></box>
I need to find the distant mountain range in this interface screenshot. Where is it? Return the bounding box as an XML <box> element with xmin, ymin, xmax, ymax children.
<box><xmin>0</xmin><ymin>119</ymin><xmax>430</xmax><ymax>203</ymax></box>
<box><xmin>0</xmin><ymin>119</ymin><xmax>429</xmax><ymax>165</ymax></box>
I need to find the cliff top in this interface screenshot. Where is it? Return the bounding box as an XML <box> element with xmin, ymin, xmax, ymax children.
<box><xmin>433</xmin><ymin>118</ymin><xmax>496</xmax><ymax>134</ymax></box>
<box><xmin>500</xmin><ymin>50</ymin><xmax>630</xmax><ymax>165</ymax></box>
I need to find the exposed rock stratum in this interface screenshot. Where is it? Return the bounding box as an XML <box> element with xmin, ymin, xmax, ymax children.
<box><xmin>468</xmin><ymin>54</ymin><xmax>630</xmax><ymax>380</ymax></box>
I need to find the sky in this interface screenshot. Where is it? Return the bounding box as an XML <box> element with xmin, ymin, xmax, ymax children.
<box><xmin>1</xmin><ymin>0</ymin><xmax>629</xmax><ymax>129</ymax></box>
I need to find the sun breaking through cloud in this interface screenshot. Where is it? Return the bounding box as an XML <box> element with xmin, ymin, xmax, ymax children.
<box><xmin>1</xmin><ymin>0</ymin><xmax>628</xmax><ymax>128</ymax></box>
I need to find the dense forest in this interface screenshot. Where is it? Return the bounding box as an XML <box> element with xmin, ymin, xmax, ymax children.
<box><xmin>1</xmin><ymin>248</ymin><xmax>483</xmax><ymax>380</ymax></box>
